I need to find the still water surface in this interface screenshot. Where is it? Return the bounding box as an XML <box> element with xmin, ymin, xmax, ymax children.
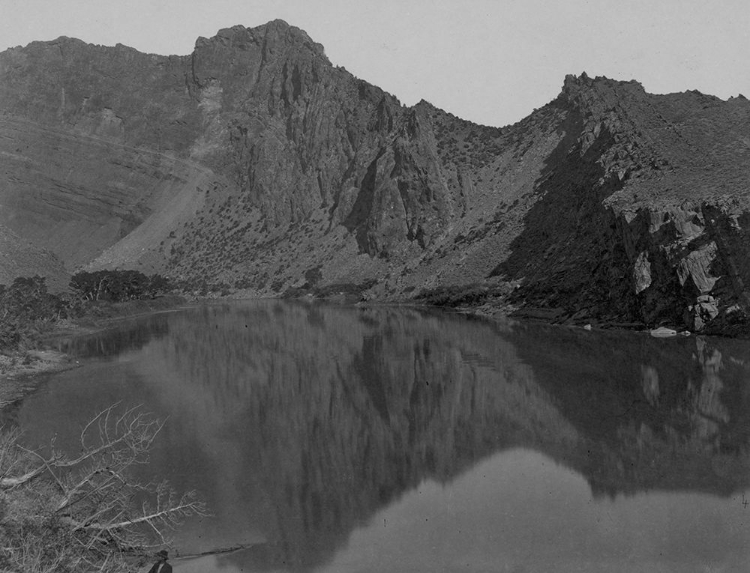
<box><xmin>7</xmin><ymin>300</ymin><xmax>750</xmax><ymax>572</ymax></box>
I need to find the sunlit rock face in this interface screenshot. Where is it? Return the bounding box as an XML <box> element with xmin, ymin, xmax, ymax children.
<box><xmin>2</xmin><ymin>24</ymin><xmax>750</xmax><ymax>331</ymax></box>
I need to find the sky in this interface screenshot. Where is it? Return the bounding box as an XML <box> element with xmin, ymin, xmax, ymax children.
<box><xmin>0</xmin><ymin>0</ymin><xmax>748</xmax><ymax>127</ymax></box>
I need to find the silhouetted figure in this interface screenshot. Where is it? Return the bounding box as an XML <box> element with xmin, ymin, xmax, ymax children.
<box><xmin>148</xmin><ymin>549</ymin><xmax>173</xmax><ymax>573</ymax></box>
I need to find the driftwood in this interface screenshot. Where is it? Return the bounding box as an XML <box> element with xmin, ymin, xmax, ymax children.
<box><xmin>0</xmin><ymin>404</ymin><xmax>208</xmax><ymax>571</ymax></box>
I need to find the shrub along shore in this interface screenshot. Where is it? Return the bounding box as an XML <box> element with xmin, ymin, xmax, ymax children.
<box><xmin>0</xmin><ymin>271</ymin><xmax>184</xmax><ymax>394</ymax></box>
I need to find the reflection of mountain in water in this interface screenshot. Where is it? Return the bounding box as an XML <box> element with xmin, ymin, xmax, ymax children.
<box><xmin>56</xmin><ymin>312</ymin><xmax>172</xmax><ymax>357</ymax></box>
<box><xmin>35</xmin><ymin>302</ymin><xmax>750</xmax><ymax>571</ymax></box>
<box><xmin>510</xmin><ymin>322</ymin><xmax>750</xmax><ymax>497</ymax></box>
<box><xmin>140</xmin><ymin>301</ymin><xmax>578</xmax><ymax>571</ymax></box>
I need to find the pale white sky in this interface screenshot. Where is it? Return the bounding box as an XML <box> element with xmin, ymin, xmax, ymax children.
<box><xmin>0</xmin><ymin>0</ymin><xmax>748</xmax><ymax>127</ymax></box>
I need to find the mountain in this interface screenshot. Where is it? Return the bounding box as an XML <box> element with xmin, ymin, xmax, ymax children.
<box><xmin>1</xmin><ymin>20</ymin><xmax>749</xmax><ymax>331</ymax></box>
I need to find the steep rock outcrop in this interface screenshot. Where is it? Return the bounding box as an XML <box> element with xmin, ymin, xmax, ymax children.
<box><xmin>494</xmin><ymin>74</ymin><xmax>750</xmax><ymax>331</ymax></box>
<box><xmin>1</xmin><ymin>21</ymin><xmax>461</xmax><ymax>290</ymax></box>
<box><xmin>606</xmin><ymin>200</ymin><xmax>750</xmax><ymax>328</ymax></box>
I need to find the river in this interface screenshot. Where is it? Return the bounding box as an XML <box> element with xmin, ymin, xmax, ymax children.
<box><xmin>4</xmin><ymin>300</ymin><xmax>750</xmax><ymax>572</ymax></box>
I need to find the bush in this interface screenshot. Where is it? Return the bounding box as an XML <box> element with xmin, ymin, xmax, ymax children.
<box><xmin>69</xmin><ymin>271</ymin><xmax>172</xmax><ymax>303</ymax></box>
<box><xmin>0</xmin><ymin>276</ymin><xmax>75</xmax><ymax>351</ymax></box>
<box><xmin>413</xmin><ymin>282</ymin><xmax>513</xmax><ymax>307</ymax></box>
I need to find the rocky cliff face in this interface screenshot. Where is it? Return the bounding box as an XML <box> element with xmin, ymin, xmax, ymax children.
<box><xmin>1</xmin><ymin>21</ymin><xmax>750</xmax><ymax>331</ymax></box>
<box><xmin>497</xmin><ymin>75</ymin><xmax>750</xmax><ymax>331</ymax></box>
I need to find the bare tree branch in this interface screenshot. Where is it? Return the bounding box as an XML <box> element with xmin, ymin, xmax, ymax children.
<box><xmin>0</xmin><ymin>404</ymin><xmax>206</xmax><ymax>572</ymax></box>
<box><xmin>66</xmin><ymin>492</ymin><xmax>207</xmax><ymax>532</ymax></box>
<box><xmin>0</xmin><ymin>464</ymin><xmax>46</xmax><ymax>488</ymax></box>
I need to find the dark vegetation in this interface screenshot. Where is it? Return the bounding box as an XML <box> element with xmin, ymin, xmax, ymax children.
<box><xmin>68</xmin><ymin>271</ymin><xmax>170</xmax><ymax>303</ymax></box>
<box><xmin>0</xmin><ymin>276</ymin><xmax>75</xmax><ymax>351</ymax></box>
<box><xmin>414</xmin><ymin>282</ymin><xmax>514</xmax><ymax>308</ymax></box>
<box><xmin>281</xmin><ymin>278</ymin><xmax>378</xmax><ymax>300</ymax></box>
<box><xmin>1</xmin><ymin>271</ymin><xmax>173</xmax><ymax>352</ymax></box>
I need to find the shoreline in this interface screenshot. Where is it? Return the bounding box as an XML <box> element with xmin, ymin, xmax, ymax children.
<box><xmin>2</xmin><ymin>294</ymin><xmax>746</xmax><ymax>406</ymax></box>
<box><xmin>0</xmin><ymin>295</ymin><xmax>192</xmax><ymax>407</ymax></box>
<box><xmin>0</xmin><ymin>350</ymin><xmax>81</xmax><ymax>407</ymax></box>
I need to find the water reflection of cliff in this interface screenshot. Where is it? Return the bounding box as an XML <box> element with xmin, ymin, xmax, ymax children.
<box><xmin>36</xmin><ymin>301</ymin><xmax>750</xmax><ymax>571</ymax></box>
<box><xmin>56</xmin><ymin>312</ymin><xmax>172</xmax><ymax>357</ymax></box>
<box><xmin>509</xmin><ymin>322</ymin><xmax>750</xmax><ymax>498</ymax></box>
<box><xmin>135</xmin><ymin>301</ymin><xmax>579</xmax><ymax>571</ymax></box>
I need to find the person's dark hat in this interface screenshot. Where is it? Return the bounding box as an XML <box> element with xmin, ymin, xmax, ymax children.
<box><xmin>157</xmin><ymin>549</ymin><xmax>169</xmax><ymax>559</ymax></box>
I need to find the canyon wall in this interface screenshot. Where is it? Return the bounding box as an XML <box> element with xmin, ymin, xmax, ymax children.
<box><xmin>1</xmin><ymin>22</ymin><xmax>750</xmax><ymax>331</ymax></box>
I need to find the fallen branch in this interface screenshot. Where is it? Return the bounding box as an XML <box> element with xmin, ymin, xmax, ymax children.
<box><xmin>0</xmin><ymin>404</ymin><xmax>207</xmax><ymax>572</ymax></box>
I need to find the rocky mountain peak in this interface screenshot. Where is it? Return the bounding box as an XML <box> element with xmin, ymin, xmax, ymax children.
<box><xmin>189</xmin><ymin>19</ymin><xmax>332</xmax><ymax>107</ymax></box>
<box><xmin>193</xmin><ymin>20</ymin><xmax>328</xmax><ymax>62</ymax></box>
<box><xmin>559</xmin><ymin>72</ymin><xmax>646</xmax><ymax>112</ymax></box>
